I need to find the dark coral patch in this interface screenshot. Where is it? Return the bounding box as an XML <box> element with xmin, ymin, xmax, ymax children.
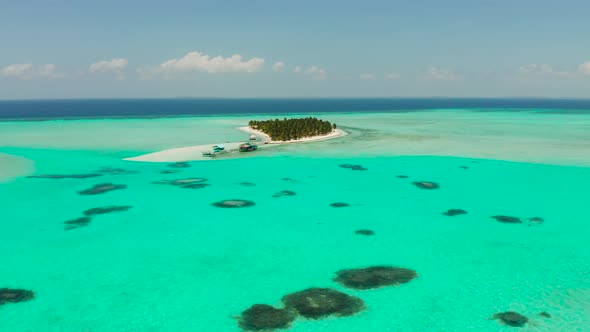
<box><xmin>83</xmin><ymin>206</ymin><xmax>132</xmax><ymax>216</ymax></box>
<box><xmin>160</xmin><ymin>170</ymin><xmax>180</xmax><ymax>174</ymax></box>
<box><xmin>95</xmin><ymin>167</ymin><xmax>138</xmax><ymax>175</ymax></box>
<box><xmin>64</xmin><ymin>217</ymin><xmax>92</xmax><ymax>230</ymax></box>
<box><xmin>339</xmin><ymin>164</ymin><xmax>367</xmax><ymax>171</ymax></box>
<box><xmin>0</xmin><ymin>288</ymin><xmax>34</xmax><ymax>305</ymax></box>
<box><xmin>459</xmin><ymin>166</ymin><xmax>469</xmax><ymax>169</ymax></box>
<box><xmin>492</xmin><ymin>216</ymin><xmax>522</xmax><ymax>224</ymax></box>
<box><xmin>272</xmin><ymin>190</ymin><xmax>296</xmax><ymax>198</ymax></box>
<box><xmin>240</xmin><ymin>182</ymin><xmax>256</xmax><ymax>187</ymax></box>
<box><xmin>181</xmin><ymin>183</ymin><xmax>211</xmax><ymax>189</ymax></box>
<box><xmin>330</xmin><ymin>202</ymin><xmax>350</xmax><ymax>208</ymax></box>
<box><xmin>167</xmin><ymin>162</ymin><xmax>191</xmax><ymax>168</ymax></box>
<box><xmin>334</xmin><ymin>266</ymin><xmax>417</xmax><ymax>290</ymax></box>
<box><xmin>282</xmin><ymin>288</ymin><xmax>364</xmax><ymax>319</ymax></box>
<box><xmin>528</xmin><ymin>217</ymin><xmax>545</xmax><ymax>224</ymax></box>
<box><xmin>78</xmin><ymin>183</ymin><xmax>127</xmax><ymax>195</ymax></box>
<box><xmin>238</xmin><ymin>304</ymin><xmax>296</xmax><ymax>331</ymax></box>
<box><xmin>443</xmin><ymin>209</ymin><xmax>468</xmax><ymax>216</ymax></box>
<box><xmin>212</xmin><ymin>200</ymin><xmax>256</xmax><ymax>208</ymax></box>
<box><xmin>396</xmin><ymin>175</ymin><xmax>409</xmax><ymax>178</ymax></box>
<box><xmin>493</xmin><ymin>311</ymin><xmax>529</xmax><ymax>327</ymax></box>
<box><xmin>354</xmin><ymin>229</ymin><xmax>375</xmax><ymax>236</ymax></box>
<box><xmin>26</xmin><ymin>174</ymin><xmax>102</xmax><ymax>179</ymax></box>
<box><xmin>539</xmin><ymin>311</ymin><xmax>551</xmax><ymax>318</ymax></box>
<box><xmin>412</xmin><ymin>181</ymin><xmax>440</xmax><ymax>189</ymax></box>
<box><xmin>152</xmin><ymin>178</ymin><xmax>208</xmax><ymax>186</ymax></box>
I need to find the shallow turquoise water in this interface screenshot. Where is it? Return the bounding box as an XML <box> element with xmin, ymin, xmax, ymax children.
<box><xmin>1</xmin><ymin>144</ymin><xmax>590</xmax><ymax>331</ymax></box>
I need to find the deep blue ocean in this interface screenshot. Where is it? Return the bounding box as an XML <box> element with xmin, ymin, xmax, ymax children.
<box><xmin>1</xmin><ymin>98</ymin><xmax>590</xmax><ymax>120</ymax></box>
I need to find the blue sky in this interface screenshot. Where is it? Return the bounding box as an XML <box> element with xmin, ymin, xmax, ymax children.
<box><xmin>1</xmin><ymin>0</ymin><xmax>589</xmax><ymax>99</ymax></box>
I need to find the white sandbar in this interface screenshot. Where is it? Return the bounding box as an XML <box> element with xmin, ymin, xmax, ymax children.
<box><xmin>124</xmin><ymin>127</ymin><xmax>347</xmax><ymax>162</ymax></box>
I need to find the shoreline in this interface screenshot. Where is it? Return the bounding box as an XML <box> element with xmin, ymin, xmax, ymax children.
<box><xmin>124</xmin><ymin>126</ymin><xmax>347</xmax><ymax>163</ymax></box>
<box><xmin>238</xmin><ymin>126</ymin><xmax>347</xmax><ymax>144</ymax></box>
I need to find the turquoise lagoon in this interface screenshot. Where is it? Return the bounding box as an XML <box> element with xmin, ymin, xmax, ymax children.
<box><xmin>1</xmin><ymin>110</ymin><xmax>590</xmax><ymax>331</ymax></box>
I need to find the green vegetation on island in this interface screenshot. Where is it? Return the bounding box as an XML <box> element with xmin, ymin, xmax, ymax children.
<box><xmin>248</xmin><ymin>117</ymin><xmax>337</xmax><ymax>141</ymax></box>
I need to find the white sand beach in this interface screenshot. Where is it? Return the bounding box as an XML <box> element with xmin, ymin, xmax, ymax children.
<box><xmin>124</xmin><ymin>142</ymin><xmax>246</xmax><ymax>162</ymax></box>
<box><xmin>124</xmin><ymin>126</ymin><xmax>347</xmax><ymax>163</ymax></box>
<box><xmin>237</xmin><ymin>126</ymin><xmax>347</xmax><ymax>144</ymax></box>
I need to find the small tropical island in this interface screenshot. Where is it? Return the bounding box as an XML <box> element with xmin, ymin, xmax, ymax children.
<box><xmin>248</xmin><ymin>117</ymin><xmax>336</xmax><ymax>141</ymax></box>
<box><xmin>240</xmin><ymin>117</ymin><xmax>345</xmax><ymax>144</ymax></box>
<box><xmin>125</xmin><ymin>117</ymin><xmax>346</xmax><ymax>162</ymax></box>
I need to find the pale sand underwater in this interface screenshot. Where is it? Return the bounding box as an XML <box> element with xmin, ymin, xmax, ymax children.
<box><xmin>0</xmin><ymin>153</ymin><xmax>35</xmax><ymax>183</ymax></box>
<box><xmin>1</xmin><ymin>110</ymin><xmax>590</xmax><ymax>171</ymax></box>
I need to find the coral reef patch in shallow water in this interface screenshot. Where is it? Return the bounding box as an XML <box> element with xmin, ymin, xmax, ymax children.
<box><xmin>443</xmin><ymin>209</ymin><xmax>468</xmax><ymax>216</ymax></box>
<box><xmin>412</xmin><ymin>181</ymin><xmax>439</xmax><ymax>189</ymax></box>
<box><xmin>152</xmin><ymin>178</ymin><xmax>208</xmax><ymax>186</ymax></box>
<box><xmin>26</xmin><ymin>174</ymin><xmax>102</xmax><ymax>179</ymax></box>
<box><xmin>281</xmin><ymin>288</ymin><xmax>364</xmax><ymax>319</ymax></box>
<box><xmin>212</xmin><ymin>200</ymin><xmax>256</xmax><ymax>208</ymax></box>
<box><xmin>238</xmin><ymin>304</ymin><xmax>296</xmax><ymax>331</ymax></box>
<box><xmin>492</xmin><ymin>216</ymin><xmax>522</xmax><ymax>224</ymax></box>
<box><xmin>83</xmin><ymin>206</ymin><xmax>133</xmax><ymax>216</ymax></box>
<box><xmin>334</xmin><ymin>266</ymin><xmax>418</xmax><ymax>290</ymax></box>
<box><xmin>78</xmin><ymin>183</ymin><xmax>127</xmax><ymax>195</ymax></box>
<box><xmin>528</xmin><ymin>217</ymin><xmax>545</xmax><ymax>224</ymax></box>
<box><xmin>339</xmin><ymin>164</ymin><xmax>368</xmax><ymax>171</ymax></box>
<box><xmin>0</xmin><ymin>288</ymin><xmax>34</xmax><ymax>305</ymax></box>
<box><xmin>64</xmin><ymin>217</ymin><xmax>92</xmax><ymax>230</ymax></box>
<box><xmin>181</xmin><ymin>183</ymin><xmax>211</xmax><ymax>189</ymax></box>
<box><xmin>354</xmin><ymin>229</ymin><xmax>375</xmax><ymax>236</ymax></box>
<box><xmin>167</xmin><ymin>162</ymin><xmax>191</xmax><ymax>168</ymax></box>
<box><xmin>160</xmin><ymin>170</ymin><xmax>180</xmax><ymax>174</ymax></box>
<box><xmin>272</xmin><ymin>190</ymin><xmax>296</xmax><ymax>198</ymax></box>
<box><xmin>95</xmin><ymin>167</ymin><xmax>138</xmax><ymax>175</ymax></box>
<box><xmin>492</xmin><ymin>311</ymin><xmax>529</xmax><ymax>327</ymax></box>
<box><xmin>330</xmin><ymin>202</ymin><xmax>350</xmax><ymax>208</ymax></box>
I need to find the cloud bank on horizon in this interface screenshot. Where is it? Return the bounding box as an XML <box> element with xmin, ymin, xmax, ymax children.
<box><xmin>4</xmin><ymin>51</ymin><xmax>589</xmax><ymax>82</ymax></box>
<box><xmin>1</xmin><ymin>0</ymin><xmax>590</xmax><ymax>98</ymax></box>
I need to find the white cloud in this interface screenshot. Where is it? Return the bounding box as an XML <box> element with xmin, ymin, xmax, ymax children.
<box><xmin>2</xmin><ymin>63</ymin><xmax>34</xmax><ymax>79</ymax></box>
<box><xmin>305</xmin><ymin>65</ymin><xmax>327</xmax><ymax>80</ymax></box>
<box><xmin>385</xmin><ymin>72</ymin><xmax>400</xmax><ymax>80</ymax></box>
<box><xmin>427</xmin><ymin>67</ymin><xmax>458</xmax><ymax>80</ymax></box>
<box><xmin>138</xmin><ymin>52</ymin><xmax>264</xmax><ymax>79</ymax></box>
<box><xmin>38</xmin><ymin>64</ymin><xmax>65</xmax><ymax>78</ymax></box>
<box><xmin>518</xmin><ymin>63</ymin><xmax>575</xmax><ymax>77</ymax></box>
<box><xmin>359</xmin><ymin>73</ymin><xmax>376</xmax><ymax>80</ymax></box>
<box><xmin>89</xmin><ymin>58</ymin><xmax>128</xmax><ymax>74</ymax></box>
<box><xmin>293</xmin><ymin>65</ymin><xmax>327</xmax><ymax>80</ymax></box>
<box><xmin>272</xmin><ymin>61</ymin><xmax>285</xmax><ymax>72</ymax></box>
<box><xmin>38</xmin><ymin>64</ymin><xmax>57</xmax><ymax>76</ymax></box>
<box><xmin>1</xmin><ymin>63</ymin><xmax>64</xmax><ymax>79</ymax></box>
<box><xmin>518</xmin><ymin>64</ymin><xmax>556</xmax><ymax>75</ymax></box>
<box><xmin>578</xmin><ymin>62</ymin><xmax>590</xmax><ymax>75</ymax></box>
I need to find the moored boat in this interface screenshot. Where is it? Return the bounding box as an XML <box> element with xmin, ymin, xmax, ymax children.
<box><xmin>239</xmin><ymin>142</ymin><xmax>258</xmax><ymax>152</ymax></box>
